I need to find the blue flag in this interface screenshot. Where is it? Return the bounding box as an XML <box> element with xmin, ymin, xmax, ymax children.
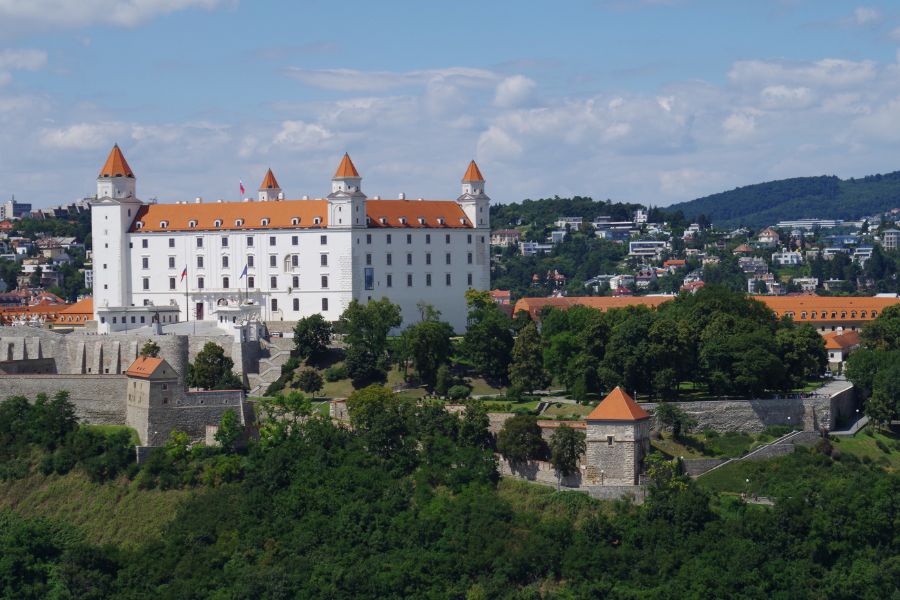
<box><xmin>240</xmin><ymin>264</ymin><xmax>248</xmax><ymax>278</ymax></box>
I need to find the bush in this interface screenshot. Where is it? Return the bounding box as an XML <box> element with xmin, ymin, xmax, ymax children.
<box><xmin>448</xmin><ymin>385</ymin><xmax>472</xmax><ymax>400</ymax></box>
<box><xmin>875</xmin><ymin>439</ymin><xmax>890</xmax><ymax>454</ymax></box>
<box><xmin>325</xmin><ymin>364</ymin><xmax>349</xmax><ymax>382</ymax></box>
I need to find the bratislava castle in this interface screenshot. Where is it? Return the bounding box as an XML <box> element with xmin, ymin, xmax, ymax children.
<box><xmin>90</xmin><ymin>146</ymin><xmax>490</xmax><ymax>334</ymax></box>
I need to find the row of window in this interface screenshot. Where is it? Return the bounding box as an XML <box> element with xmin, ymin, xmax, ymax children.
<box><xmin>139</xmin><ymin>234</ymin><xmax>330</xmax><ymax>249</ymax></box>
<box><xmin>365</xmin><ymin>252</ymin><xmax>472</xmax><ymax>266</ymax></box>
<box><xmin>781</xmin><ymin>309</ymin><xmax>879</xmax><ymax>320</ymax></box>
<box><xmin>143</xmin><ymin>253</ymin><xmax>328</xmax><ymax>270</ymax></box>
<box><xmin>375</xmin><ymin>272</ymin><xmax>472</xmax><ymax>288</ymax></box>
<box><xmin>273</xmin><ymin>298</ymin><xmax>328</xmax><ymax>312</ymax></box>
<box><xmin>154</xmin><ymin>274</ymin><xmax>331</xmax><ymax>291</ymax></box>
<box><xmin>364</xmin><ymin>232</ymin><xmax>477</xmax><ymax>245</ymax></box>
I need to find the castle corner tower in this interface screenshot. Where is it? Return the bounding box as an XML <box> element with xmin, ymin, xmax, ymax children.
<box><xmin>457</xmin><ymin>160</ymin><xmax>489</xmax><ymax>229</ymax></box>
<box><xmin>327</xmin><ymin>153</ymin><xmax>366</xmax><ymax>228</ymax></box>
<box><xmin>583</xmin><ymin>387</ymin><xmax>651</xmax><ymax>485</ymax></box>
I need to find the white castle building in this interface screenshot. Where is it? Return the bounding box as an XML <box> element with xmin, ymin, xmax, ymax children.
<box><xmin>91</xmin><ymin>146</ymin><xmax>490</xmax><ymax>334</ymax></box>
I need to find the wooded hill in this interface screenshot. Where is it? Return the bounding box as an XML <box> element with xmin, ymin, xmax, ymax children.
<box><xmin>667</xmin><ymin>171</ymin><xmax>900</xmax><ymax>228</ymax></box>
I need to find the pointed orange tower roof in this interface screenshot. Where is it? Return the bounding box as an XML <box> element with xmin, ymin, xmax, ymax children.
<box><xmin>333</xmin><ymin>153</ymin><xmax>360</xmax><ymax>178</ymax></box>
<box><xmin>585</xmin><ymin>387</ymin><xmax>650</xmax><ymax>421</ymax></box>
<box><xmin>99</xmin><ymin>144</ymin><xmax>134</xmax><ymax>178</ymax></box>
<box><xmin>462</xmin><ymin>160</ymin><xmax>484</xmax><ymax>182</ymax></box>
<box><xmin>259</xmin><ymin>168</ymin><xmax>280</xmax><ymax>190</ymax></box>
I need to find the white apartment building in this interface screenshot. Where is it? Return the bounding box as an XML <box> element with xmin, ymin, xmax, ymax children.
<box><xmin>881</xmin><ymin>229</ymin><xmax>900</xmax><ymax>251</ymax></box>
<box><xmin>771</xmin><ymin>249</ymin><xmax>803</xmax><ymax>266</ymax></box>
<box><xmin>628</xmin><ymin>240</ymin><xmax>669</xmax><ymax>258</ymax></box>
<box><xmin>91</xmin><ymin>146</ymin><xmax>490</xmax><ymax>334</ymax></box>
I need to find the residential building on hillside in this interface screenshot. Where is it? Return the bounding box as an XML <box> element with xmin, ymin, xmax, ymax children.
<box><xmin>775</xmin><ymin>218</ymin><xmax>843</xmax><ymax>230</ymax></box>
<box><xmin>757</xmin><ymin>227</ymin><xmax>780</xmax><ymax>245</ymax></box>
<box><xmin>772</xmin><ymin>249</ymin><xmax>802</xmax><ymax>266</ymax></box>
<box><xmin>0</xmin><ymin>199</ymin><xmax>31</xmax><ymax>220</ymax></box>
<box><xmin>90</xmin><ymin>146</ymin><xmax>490</xmax><ymax>333</ymax></box>
<box><xmin>852</xmin><ymin>246</ymin><xmax>873</xmax><ymax>265</ymax></box>
<box><xmin>881</xmin><ymin>229</ymin><xmax>900</xmax><ymax>251</ymax></box>
<box><xmin>792</xmin><ymin>277</ymin><xmax>819</xmax><ymax>293</ymax></box>
<box><xmin>519</xmin><ymin>240</ymin><xmax>554</xmax><ymax>256</ymax></box>
<box><xmin>490</xmin><ymin>229</ymin><xmax>520</xmax><ymax>247</ymax></box>
<box><xmin>555</xmin><ymin>217</ymin><xmax>582</xmax><ymax>230</ymax></box>
<box><xmin>628</xmin><ymin>240</ymin><xmax>668</xmax><ymax>258</ymax></box>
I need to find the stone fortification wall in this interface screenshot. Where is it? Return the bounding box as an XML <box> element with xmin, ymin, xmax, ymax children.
<box><xmin>145</xmin><ymin>390</ymin><xmax>244</xmax><ymax>446</ymax></box>
<box><xmin>639</xmin><ymin>392</ymin><xmax>852</xmax><ymax>434</ymax></box>
<box><xmin>0</xmin><ymin>374</ymin><xmax>127</xmax><ymax>424</ymax></box>
<box><xmin>498</xmin><ymin>458</ymin><xmax>583</xmax><ymax>488</ymax></box>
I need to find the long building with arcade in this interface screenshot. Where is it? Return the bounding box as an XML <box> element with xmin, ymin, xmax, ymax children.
<box><xmin>91</xmin><ymin>146</ymin><xmax>491</xmax><ymax>333</ymax></box>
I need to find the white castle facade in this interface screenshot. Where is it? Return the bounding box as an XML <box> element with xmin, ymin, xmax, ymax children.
<box><xmin>91</xmin><ymin>146</ymin><xmax>490</xmax><ymax>334</ymax></box>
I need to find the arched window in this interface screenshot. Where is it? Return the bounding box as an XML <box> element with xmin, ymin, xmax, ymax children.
<box><xmin>291</xmin><ymin>217</ymin><xmax>300</xmax><ymax>225</ymax></box>
<box><xmin>872</xmin><ymin>310</ymin><xmax>878</xmax><ymax>317</ymax></box>
<box><xmin>851</xmin><ymin>310</ymin><xmax>857</xmax><ymax>318</ymax></box>
<box><xmin>861</xmin><ymin>310</ymin><xmax>867</xmax><ymax>318</ymax></box>
<box><xmin>261</xmin><ymin>218</ymin><xmax>270</xmax><ymax>226</ymax></box>
<box><xmin>214</xmin><ymin>219</ymin><xmax>222</xmax><ymax>227</ymax></box>
<box><xmin>313</xmin><ymin>217</ymin><xmax>321</xmax><ymax>225</ymax></box>
<box><xmin>188</xmin><ymin>220</ymin><xmax>197</xmax><ymax>228</ymax></box>
<box><xmin>235</xmin><ymin>219</ymin><xmax>244</xmax><ymax>226</ymax></box>
<box><xmin>800</xmin><ymin>311</ymin><xmax>807</xmax><ymax>319</ymax></box>
<box><xmin>160</xmin><ymin>220</ymin><xmax>168</xmax><ymax>228</ymax></box>
<box><xmin>135</xmin><ymin>221</ymin><xmax>144</xmax><ymax>229</ymax></box>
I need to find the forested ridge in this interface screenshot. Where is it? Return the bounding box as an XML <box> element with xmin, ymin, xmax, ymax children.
<box><xmin>667</xmin><ymin>171</ymin><xmax>900</xmax><ymax>227</ymax></box>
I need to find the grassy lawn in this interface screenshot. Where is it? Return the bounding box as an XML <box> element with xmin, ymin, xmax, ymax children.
<box><xmin>652</xmin><ymin>431</ymin><xmax>767</xmax><ymax>459</ymax></box>
<box><xmin>831</xmin><ymin>428</ymin><xmax>900</xmax><ymax>471</ymax></box>
<box><xmin>468</xmin><ymin>377</ymin><xmax>505</xmax><ymax>397</ymax></box>
<box><xmin>481</xmin><ymin>399</ymin><xmax>542</xmax><ymax>413</ymax></box>
<box><xmin>0</xmin><ymin>471</ymin><xmax>195</xmax><ymax>548</ymax></box>
<box><xmin>83</xmin><ymin>424</ymin><xmax>141</xmax><ymax>446</ymax></box>
<box><xmin>541</xmin><ymin>402</ymin><xmax>595</xmax><ymax>419</ymax></box>
<box><xmin>496</xmin><ymin>478</ymin><xmax>612</xmax><ymax>524</ymax></box>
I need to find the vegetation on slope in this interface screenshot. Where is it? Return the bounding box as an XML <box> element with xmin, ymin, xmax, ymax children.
<box><xmin>667</xmin><ymin>171</ymin><xmax>900</xmax><ymax>227</ymax></box>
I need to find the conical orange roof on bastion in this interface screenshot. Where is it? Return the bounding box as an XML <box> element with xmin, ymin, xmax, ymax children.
<box><xmin>259</xmin><ymin>168</ymin><xmax>280</xmax><ymax>190</ymax></box>
<box><xmin>462</xmin><ymin>160</ymin><xmax>484</xmax><ymax>182</ymax></box>
<box><xmin>333</xmin><ymin>153</ymin><xmax>360</xmax><ymax>178</ymax></box>
<box><xmin>99</xmin><ymin>144</ymin><xmax>134</xmax><ymax>178</ymax></box>
<box><xmin>585</xmin><ymin>387</ymin><xmax>651</xmax><ymax>421</ymax></box>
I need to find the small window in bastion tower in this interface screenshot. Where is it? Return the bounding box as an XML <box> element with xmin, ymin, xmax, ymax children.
<box><xmin>607</xmin><ymin>436</ymin><xmax>614</xmax><ymax>446</ymax></box>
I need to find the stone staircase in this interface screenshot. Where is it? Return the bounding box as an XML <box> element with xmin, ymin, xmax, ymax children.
<box><xmin>696</xmin><ymin>430</ymin><xmax>805</xmax><ymax>477</ymax></box>
<box><xmin>247</xmin><ymin>337</ymin><xmax>294</xmax><ymax>396</ymax></box>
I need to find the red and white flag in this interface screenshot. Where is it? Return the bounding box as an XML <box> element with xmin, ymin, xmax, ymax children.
<box><xmin>180</xmin><ymin>265</ymin><xmax>188</xmax><ymax>281</ymax></box>
<box><xmin>239</xmin><ymin>180</ymin><xmax>245</xmax><ymax>196</ymax></box>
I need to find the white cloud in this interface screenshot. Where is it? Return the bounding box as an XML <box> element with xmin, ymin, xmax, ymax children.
<box><xmin>38</xmin><ymin>122</ymin><xmax>122</xmax><ymax>149</ymax></box>
<box><xmin>284</xmin><ymin>66</ymin><xmax>497</xmax><ymax>92</ymax></box>
<box><xmin>0</xmin><ymin>49</ymin><xmax>46</xmax><ymax>70</ymax></box>
<box><xmin>760</xmin><ymin>85</ymin><xmax>814</xmax><ymax>110</ymax></box>
<box><xmin>0</xmin><ymin>0</ymin><xmax>226</xmax><ymax>28</ymax></box>
<box><xmin>274</xmin><ymin>120</ymin><xmax>333</xmax><ymax>149</ymax></box>
<box><xmin>852</xmin><ymin>6</ymin><xmax>880</xmax><ymax>25</ymax></box>
<box><xmin>494</xmin><ymin>75</ymin><xmax>536</xmax><ymax>108</ymax></box>
<box><xmin>729</xmin><ymin>58</ymin><xmax>876</xmax><ymax>88</ymax></box>
<box><xmin>722</xmin><ymin>111</ymin><xmax>757</xmax><ymax>141</ymax></box>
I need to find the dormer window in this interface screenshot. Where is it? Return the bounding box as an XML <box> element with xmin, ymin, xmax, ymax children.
<box><xmin>291</xmin><ymin>217</ymin><xmax>300</xmax><ymax>225</ymax></box>
<box><xmin>417</xmin><ymin>217</ymin><xmax>425</xmax><ymax>225</ymax></box>
<box><xmin>135</xmin><ymin>221</ymin><xmax>144</xmax><ymax>229</ymax></box>
<box><xmin>261</xmin><ymin>218</ymin><xmax>270</xmax><ymax>226</ymax></box>
<box><xmin>214</xmin><ymin>219</ymin><xmax>222</xmax><ymax>228</ymax></box>
<box><xmin>188</xmin><ymin>220</ymin><xmax>197</xmax><ymax>228</ymax></box>
<box><xmin>159</xmin><ymin>221</ymin><xmax>168</xmax><ymax>229</ymax></box>
<box><xmin>399</xmin><ymin>217</ymin><xmax>407</xmax><ymax>225</ymax></box>
<box><xmin>313</xmin><ymin>217</ymin><xmax>322</xmax><ymax>225</ymax></box>
<box><xmin>437</xmin><ymin>217</ymin><xmax>445</xmax><ymax>225</ymax></box>
<box><xmin>379</xmin><ymin>217</ymin><xmax>387</xmax><ymax>225</ymax></box>
<box><xmin>235</xmin><ymin>219</ymin><xmax>244</xmax><ymax>227</ymax></box>
<box><xmin>460</xmin><ymin>218</ymin><xmax>468</xmax><ymax>225</ymax></box>
<box><xmin>366</xmin><ymin>217</ymin><xmax>371</xmax><ymax>224</ymax></box>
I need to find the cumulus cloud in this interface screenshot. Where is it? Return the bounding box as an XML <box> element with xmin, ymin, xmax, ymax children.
<box><xmin>39</xmin><ymin>122</ymin><xmax>122</xmax><ymax>150</ymax></box>
<box><xmin>851</xmin><ymin>6</ymin><xmax>880</xmax><ymax>25</ymax></box>
<box><xmin>760</xmin><ymin>85</ymin><xmax>814</xmax><ymax>110</ymax></box>
<box><xmin>274</xmin><ymin>120</ymin><xmax>334</xmax><ymax>149</ymax></box>
<box><xmin>728</xmin><ymin>58</ymin><xmax>876</xmax><ymax>88</ymax></box>
<box><xmin>494</xmin><ymin>75</ymin><xmax>536</xmax><ymax>108</ymax></box>
<box><xmin>0</xmin><ymin>0</ymin><xmax>226</xmax><ymax>28</ymax></box>
<box><xmin>284</xmin><ymin>66</ymin><xmax>497</xmax><ymax>92</ymax></box>
<box><xmin>0</xmin><ymin>49</ymin><xmax>47</xmax><ymax>70</ymax></box>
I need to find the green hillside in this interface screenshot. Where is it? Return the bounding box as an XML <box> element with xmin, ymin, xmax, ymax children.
<box><xmin>667</xmin><ymin>171</ymin><xmax>900</xmax><ymax>227</ymax></box>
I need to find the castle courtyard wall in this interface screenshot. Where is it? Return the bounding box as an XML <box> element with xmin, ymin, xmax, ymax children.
<box><xmin>0</xmin><ymin>374</ymin><xmax>127</xmax><ymax>424</ymax></box>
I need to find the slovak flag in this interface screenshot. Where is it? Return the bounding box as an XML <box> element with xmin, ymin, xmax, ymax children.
<box><xmin>239</xmin><ymin>180</ymin><xmax>245</xmax><ymax>196</ymax></box>
<box><xmin>240</xmin><ymin>264</ymin><xmax>248</xmax><ymax>279</ymax></box>
<box><xmin>180</xmin><ymin>265</ymin><xmax>188</xmax><ymax>281</ymax></box>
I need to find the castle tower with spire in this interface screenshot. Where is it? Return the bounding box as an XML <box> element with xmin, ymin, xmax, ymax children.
<box><xmin>327</xmin><ymin>153</ymin><xmax>366</xmax><ymax>228</ymax></box>
<box><xmin>457</xmin><ymin>160</ymin><xmax>490</xmax><ymax>229</ymax></box>
<box><xmin>258</xmin><ymin>168</ymin><xmax>282</xmax><ymax>202</ymax></box>
<box><xmin>583</xmin><ymin>387</ymin><xmax>651</xmax><ymax>486</ymax></box>
<box><xmin>97</xmin><ymin>144</ymin><xmax>136</xmax><ymax>200</ymax></box>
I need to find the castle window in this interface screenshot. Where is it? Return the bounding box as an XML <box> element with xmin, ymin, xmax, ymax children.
<box><xmin>160</xmin><ymin>221</ymin><xmax>168</xmax><ymax>228</ymax></box>
<box><xmin>366</xmin><ymin>234</ymin><xmax>372</xmax><ymax>244</ymax></box>
<box><xmin>214</xmin><ymin>219</ymin><xmax>222</xmax><ymax>228</ymax></box>
<box><xmin>291</xmin><ymin>235</ymin><xmax>298</xmax><ymax>246</ymax></box>
<box><xmin>446</xmin><ymin>273</ymin><xmax>451</xmax><ymax>286</ymax></box>
<box><xmin>386</xmin><ymin>234</ymin><xmax>392</xmax><ymax>244</ymax></box>
<box><xmin>292</xmin><ymin>275</ymin><xmax>299</xmax><ymax>287</ymax></box>
<box><xmin>197</xmin><ymin>256</ymin><xmax>204</xmax><ymax>268</ymax></box>
<box><xmin>269</xmin><ymin>236</ymin><xmax>276</xmax><ymax>246</ymax></box>
<box><xmin>379</xmin><ymin>217</ymin><xmax>387</xmax><ymax>225</ymax></box>
<box><xmin>189</xmin><ymin>220</ymin><xmax>197</xmax><ymax>228</ymax></box>
<box><xmin>321</xmin><ymin>254</ymin><xmax>328</xmax><ymax>267</ymax></box>
<box><xmin>386</xmin><ymin>253</ymin><xmax>392</xmax><ymax>266</ymax></box>
<box><xmin>136</xmin><ymin>221</ymin><xmax>144</xmax><ymax>229</ymax></box>
<box><xmin>851</xmin><ymin>311</ymin><xmax>857</xmax><ymax>318</ymax></box>
<box><xmin>169</xmin><ymin>277</ymin><xmax>176</xmax><ymax>290</ymax></box>
<box><xmin>446</xmin><ymin>252</ymin><xmax>451</xmax><ymax>265</ymax></box>
<box><xmin>313</xmin><ymin>217</ymin><xmax>321</xmax><ymax>225</ymax></box>
<box><xmin>438</xmin><ymin>218</ymin><xmax>445</xmax><ymax>225</ymax></box>
<box><xmin>291</xmin><ymin>255</ymin><xmax>299</xmax><ymax>268</ymax></box>
<box><xmin>467</xmin><ymin>273</ymin><xmax>473</xmax><ymax>286</ymax></box>
<box><xmin>800</xmin><ymin>311</ymin><xmax>807</xmax><ymax>319</ymax></box>
<box><xmin>221</xmin><ymin>236</ymin><xmax>228</xmax><ymax>248</ymax></box>
<box><xmin>248</xmin><ymin>255</ymin><xmax>254</xmax><ymax>267</ymax></box>
<box><xmin>321</xmin><ymin>275</ymin><xmax>328</xmax><ymax>288</ymax></box>
<box><xmin>445</xmin><ymin>234</ymin><xmax>451</xmax><ymax>244</ymax></box>
<box><xmin>386</xmin><ymin>273</ymin><xmax>392</xmax><ymax>287</ymax></box>
<box><xmin>271</xmin><ymin>299</ymin><xmax>277</xmax><ymax>312</ymax></box>
<box><xmin>426</xmin><ymin>252</ymin><xmax>431</xmax><ymax>265</ymax></box>
<box><xmin>322</xmin><ymin>298</ymin><xmax>329</xmax><ymax>311</ymax></box>
<box><xmin>320</xmin><ymin>235</ymin><xmax>327</xmax><ymax>245</ymax></box>
<box><xmin>873</xmin><ymin>310</ymin><xmax>878</xmax><ymax>317</ymax></box>
<box><xmin>426</xmin><ymin>234</ymin><xmax>431</xmax><ymax>244</ymax></box>
<box><xmin>861</xmin><ymin>310</ymin><xmax>867</xmax><ymax>317</ymax></box>
<box><xmin>399</xmin><ymin>217</ymin><xmax>407</xmax><ymax>225</ymax></box>
<box><xmin>142</xmin><ymin>278</ymin><xmax>149</xmax><ymax>290</ymax></box>
<box><xmin>142</xmin><ymin>257</ymin><xmax>149</xmax><ymax>269</ymax></box>
<box><xmin>293</xmin><ymin>298</ymin><xmax>299</xmax><ymax>311</ymax></box>
<box><xmin>235</xmin><ymin>219</ymin><xmax>244</xmax><ymax>227</ymax></box>
<box><xmin>467</xmin><ymin>234</ymin><xmax>472</xmax><ymax>243</ymax></box>
<box><xmin>467</xmin><ymin>252</ymin><xmax>473</xmax><ymax>264</ymax></box>
<box><xmin>247</xmin><ymin>235</ymin><xmax>254</xmax><ymax>247</ymax></box>
<box><xmin>197</xmin><ymin>277</ymin><xmax>204</xmax><ymax>289</ymax></box>
<box><xmin>406</xmin><ymin>234</ymin><xmax>412</xmax><ymax>244</ymax></box>
<box><xmin>196</xmin><ymin>237</ymin><xmax>203</xmax><ymax>248</ymax></box>
<box><xmin>291</xmin><ymin>217</ymin><xmax>299</xmax><ymax>225</ymax></box>
<box><xmin>261</xmin><ymin>218</ymin><xmax>270</xmax><ymax>226</ymax></box>
<box><xmin>607</xmin><ymin>435</ymin><xmax>614</xmax><ymax>446</ymax></box>
<box><xmin>169</xmin><ymin>238</ymin><xmax>175</xmax><ymax>247</ymax></box>
<box><xmin>270</xmin><ymin>276</ymin><xmax>277</xmax><ymax>289</ymax></box>
<box><xmin>223</xmin><ymin>277</ymin><xmax>229</xmax><ymax>289</ymax></box>
<box><xmin>426</xmin><ymin>273</ymin><xmax>432</xmax><ymax>287</ymax></box>
<box><xmin>418</xmin><ymin>217</ymin><xmax>427</xmax><ymax>225</ymax></box>
<box><xmin>406</xmin><ymin>253</ymin><xmax>412</xmax><ymax>266</ymax></box>
<box><xmin>248</xmin><ymin>276</ymin><xmax>254</xmax><ymax>288</ymax></box>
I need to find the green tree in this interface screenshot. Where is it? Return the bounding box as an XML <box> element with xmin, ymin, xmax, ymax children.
<box><xmin>140</xmin><ymin>339</ymin><xmax>161</xmax><ymax>358</ymax></box>
<box><xmin>400</xmin><ymin>317</ymin><xmax>454</xmax><ymax>390</ymax></box>
<box><xmin>28</xmin><ymin>265</ymin><xmax>42</xmax><ymax>287</ymax></box>
<box><xmin>653</xmin><ymin>402</ymin><xmax>696</xmax><ymax>440</ymax></box>
<box><xmin>776</xmin><ymin>324</ymin><xmax>827</xmax><ymax>389</ymax></box>
<box><xmin>340</xmin><ymin>298</ymin><xmax>402</xmax><ymax>386</ymax></box>
<box><xmin>861</xmin><ymin>304</ymin><xmax>900</xmax><ymax>351</ymax></box>
<box><xmin>508</xmin><ymin>322</ymin><xmax>548</xmax><ymax>393</ymax></box>
<box><xmin>214</xmin><ymin>409</ymin><xmax>243</xmax><ymax>452</ymax></box>
<box><xmin>869</xmin><ymin>363</ymin><xmax>900</xmax><ymax>425</ymax></box>
<box><xmin>463</xmin><ymin>302</ymin><xmax>513</xmax><ymax>384</ymax></box>
<box><xmin>458</xmin><ymin>399</ymin><xmax>491</xmax><ymax>449</ymax></box>
<box><xmin>296</xmin><ymin>368</ymin><xmax>324</xmax><ymax>397</ymax></box>
<box><xmin>346</xmin><ymin>385</ymin><xmax>416</xmax><ymax>459</ymax></box>
<box><xmin>293</xmin><ymin>314</ymin><xmax>332</xmax><ymax>362</ymax></box>
<box><xmin>496</xmin><ymin>415</ymin><xmax>546</xmax><ymax>464</ymax></box>
<box><xmin>188</xmin><ymin>342</ymin><xmax>243</xmax><ymax>390</ymax></box>
<box><xmin>549</xmin><ymin>425</ymin><xmax>586</xmax><ymax>488</ymax></box>
<box><xmin>434</xmin><ymin>364</ymin><xmax>452</xmax><ymax>397</ymax></box>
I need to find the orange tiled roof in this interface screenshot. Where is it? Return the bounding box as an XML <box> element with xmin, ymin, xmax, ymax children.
<box><xmin>663</xmin><ymin>259</ymin><xmax>686</xmax><ymax>267</ymax></box>
<box><xmin>259</xmin><ymin>168</ymin><xmax>280</xmax><ymax>190</ymax></box>
<box><xmin>125</xmin><ymin>356</ymin><xmax>164</xmax><ymax>378</ymax></box>
<box><xmin>59</xmin><ymin>297</ymin><xmax>92</xmax><ymax>315</ymax></box>
<box><xmin>333</xmin><ymin>153</ymin><xmax>360</xmax><ymax>178</ymax></box>
<box><xmin>99</xmin><ymin>144</ymin><xmax>134</xmax><ymax>178</ymax></box>
<box><xmin>463</xmin><ymin>160</ymin><xmax>484</xmax><ymax>182</ymax></box>
<box><xmin>823</xmin><ymin>330</ymin><xmax>861</xmax><ymax>350</ymax></box>
<box><xmin>585</xmin><ymin>387</ymin><xmax>650</xmax><ymax>421</ymax></box>
<box><xmin>513</xmin><ymin>295</ymin><xmax>673</xmax><ymax>320</ymax></box>
<box><xmin>130</xmin><ymin>200</ymin><xmax>329</xmax><ymax>232</ymax></box>
<box><xmin>365</xmin><ymin>200</ymin><xmax>471</xmax><ymax>228</ymax></box>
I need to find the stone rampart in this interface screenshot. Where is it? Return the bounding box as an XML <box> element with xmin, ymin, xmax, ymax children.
<box><xmin>0</xmin><ymin>374</ymin><xmax>127</xmax><ymax>424</ymax></box>
<box><xmin>498</xmin><ymin>458</ymin><xmax>583</xmax><ymax>488</ymax></box>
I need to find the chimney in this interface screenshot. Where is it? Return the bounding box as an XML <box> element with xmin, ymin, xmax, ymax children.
<box><xmin>398</xmin><ymin>192</ymin><xmax>406</xmax><ymax>200</ymax></box>
<box><xmin>195</xmin><ymin>197</ymin><xmax>202</xmax><ymax>204</ymax></box>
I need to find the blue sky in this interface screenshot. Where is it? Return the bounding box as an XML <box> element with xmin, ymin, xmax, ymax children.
<box><xmin>3</xmin><ymin>1</ymin><xmax>900</xmax><ymax>208</ymax></box>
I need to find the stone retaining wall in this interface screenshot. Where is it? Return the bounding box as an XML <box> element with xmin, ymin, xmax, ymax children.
<box><xmin>498</xmin><ymin>458</ymin><xmax>583</xmax><ymax>488</ymax></box>
<box><xmin>0</xmin><ymin>374</ymin><xmax>127</xmax><ymax>424</ymax></box>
